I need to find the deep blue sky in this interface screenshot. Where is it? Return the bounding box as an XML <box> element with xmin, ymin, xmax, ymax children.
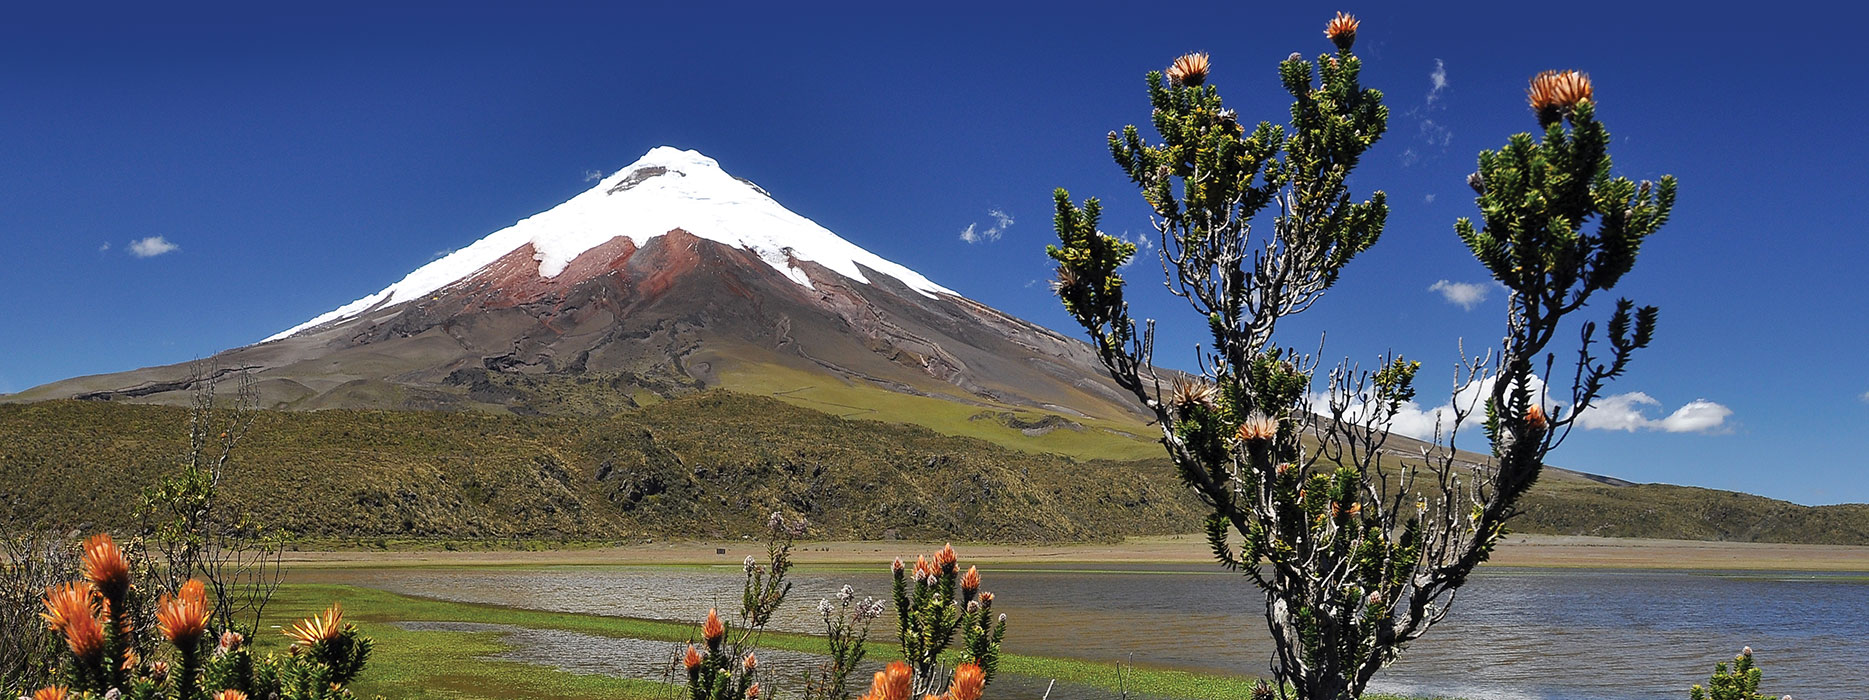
<box><xmin>2</xmin><ymin>3</ymin><xmax>1862</xmax><ymax>504</ymax></box>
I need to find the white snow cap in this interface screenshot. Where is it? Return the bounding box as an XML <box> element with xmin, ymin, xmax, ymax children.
<box><xmin>266</xmin><ymin>147</ymin><xmax>953</xmax><ymax>341</ymax></box>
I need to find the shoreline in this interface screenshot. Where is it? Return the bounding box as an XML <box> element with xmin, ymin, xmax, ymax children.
<box><xmin>278</xmin><ymin>533</ymin><xmax>1869</xmax><ymax>572</ymax></box>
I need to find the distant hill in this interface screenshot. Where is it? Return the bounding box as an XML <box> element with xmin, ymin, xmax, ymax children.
<box><xmin>5</xmin><ymin>393</ymin><xmax>1866</xmax><ymax>546</ymax></box>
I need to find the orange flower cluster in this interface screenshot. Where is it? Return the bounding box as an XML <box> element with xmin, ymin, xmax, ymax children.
<box><xmin>1527</xmin><ymin>70</ymin><xmax>1594</xmax><ymax>125</ymax></box>
<box><xmin>41</xmin><ymin>582</ymin><xmax>105</xmax><ymax>661</ymax></box>
<box><xmin>682</xmin><ymin>644</ymin><xmax>703</xmax><ymax>672</ymax></box>
<box><xmin>946</xmin><ymin>663</ymin><xmax>985</xmax><ymax>700</ymax></box>
<box><xmin>1324</xmin><ymin>12</ymin><xmax>1360</xmax><ymax>50</ymax></box>
<box><xmin>80</xmin><ymin>533</ymin><xmax>131</xmax><ymax>605</ymax></box>
<box><xmin>1526</xmin><ymin>405</ymin><xmax>1549</xmax><ymax>432</ymax></box>
<box><xmin>959</xmin><ymin>566</ymin><xmax>980</xmax><ymax>596</ymax></box>
<box><xmin>859</xmin><ymin>661</ymin><xmax>913</xmax><ymax>700</ymax></box>
<box><xmin>32</xmin><ymin>687</ymin><xmax>70</xmax><ymax>700</ymax></box>
<box><xmin>212</xmin><ymin>691</ymin><xmax>249</xmax><ymax>700</ymax></box>
<box><xmin>1165</xmin><ymin>52</ymin><xmax>1210</xmax><ymax>87</ymax></box>
<box><xmin>284</xmin><ymin>603</ymin><xmax>344</xmax><ymax>648</ymax></box>
<box><xmin>702</xmin><ymin>607</ymin><xmax>726</xmax><ymax>648</ymax></box>
<box><xmin>1236</xmin><ymin>414</ymin><xmax>1278</xmax><ymax>443</ymax></box>
<box><xmin>157</xmin><ymin>580</ymin><xmax>210</xmax><ymax>646</ymax></box>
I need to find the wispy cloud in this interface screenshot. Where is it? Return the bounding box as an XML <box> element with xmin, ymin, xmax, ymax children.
<box><xmin>1859</xmin><ymin>390</ymin><xmax>1869</xmax><ymax>404</ymax></box>
<box><xmin>1427</xmin><ymin>59</ymin><xmax>1449</xmax><ymax>105</ymax></box>
<box><xmin>1114</xmin><ymin>230</ymin><xmax>1155</xmax><ymax>269</ymax></box>
<box><xmin>960</xmin><ymin>208</ymin><xmax>1014</xmax><ymax>244</ymax></box>
<box><xmin>1424</xmin><ymin>193</ymin><xmax>1436</xmax><ymax>204</ymax></box>
<box><xmin>583</xmin><ymin>169</ymin><xmax>605</xmax><ymax>182</ymax></box>
<box><xmin>1402</xmin><ymin>59</ymin><xmax>1453</xmax><ymax>167</ymax></box>
<box><xmin>98</xmin><ymin>242</ymin><xmax>111</xmax><ymax>252</ymax></box>
<box><xmin>1428</xmin><ymin>279</ymin><xmax>1490</xmax><ymax>310</ymax></box>
<box><xmin>128</xmin><ymin>236</ymin><xmax>178</xmax><ymax>258</ymax></box>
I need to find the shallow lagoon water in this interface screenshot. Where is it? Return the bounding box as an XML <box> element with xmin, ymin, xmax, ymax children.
<box><xmin>311</xmin><ymin>563</ymin><xmax>1869</xmax><ymax>699</ymax></box>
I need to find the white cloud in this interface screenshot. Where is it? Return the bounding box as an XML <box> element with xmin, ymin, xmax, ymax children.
<box><xmin>1860</xmin><ymin>390</ymin><xmax>1869</xmax><ymax>404</ymax></box>
<box><xmin>959</xmin><ymin>208</ymin><xmax>1015</xmax><ymax>244</ymax></box>
<box><xmin>583</xmin><ymin>169</ymin><xmax>605</xmax><ymax>182</ymax></box>
<box><xmin>1427</xmin><ymin>59</ymin><xmax>1448</xmax><ymax>105</ymax></box>
<box><xmin>1401</xmin><ymin>60</ymin><xmax>1452</xmax><ymax>166</ymax></box>
<box><xmin>1324</xmin><ymin>374</ymin><xmax>1548</xmax><ymax>443</ymax></box>
<box><xmin>98</xmin><ymin>242</ymin><xmax>111</xmax><ymax>252</ymax></box>
<box><xmin>1113</xmin><ymin>230</ymin><xmax>1155</xmax><ymax>268</ymax></box>
<box><xmin>1573</xmin><ymin>393</ymin><xmax>1732</xmax><ymax>434</ymax></box>
<box><xmin>1428</xmin><ymin>280</ymin><xmax>1490</xmax><ymax>310</ymax></box>
<box><xmin>1327</xmin><ymin>374</ymin><xmax>1730</xmax><ymax>442</ymax></box>
<box><xmin>1424</xmin><ymin>193</ymin><xmax>1436</xmax><ymax>204</ymax></box>
<box><xmin>128</xmin><ymin>236</ymin><xmax>178</xmax><ymax>258</ymax></box>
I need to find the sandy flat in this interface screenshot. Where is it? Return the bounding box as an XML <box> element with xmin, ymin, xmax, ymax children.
<box><xmin>278</xmin><ymin>534</ymin><xmax>1869</xmax><ymax>572</ymax></box>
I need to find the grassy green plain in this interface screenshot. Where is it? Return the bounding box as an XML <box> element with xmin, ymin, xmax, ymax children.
<box><xmin>267</xmin><ymin>581</ymin><xmax>1446</xmax><ymax>700</ymax></box>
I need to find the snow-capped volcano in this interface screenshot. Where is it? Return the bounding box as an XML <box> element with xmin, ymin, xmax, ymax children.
<box><xmin>269</xmin><ymin>147</ymin><xmax>951</xmax><ymax>341</ymax></box>
<box><xmin>16</xmin><ymin>148</ymin><xmax>1147</xmax><ymax>430</ymax></box>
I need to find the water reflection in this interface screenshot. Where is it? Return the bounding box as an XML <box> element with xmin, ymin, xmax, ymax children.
<box><xmin>305</xmin><ymin>564</ymin><xmax>1869</xmax><ymax>699</ymax></box>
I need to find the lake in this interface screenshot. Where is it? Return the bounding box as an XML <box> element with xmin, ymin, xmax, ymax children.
<box><xmin>300</xmin><ymin>562</ymin><xmax>1869</xmax><ymax>699</ymax></box>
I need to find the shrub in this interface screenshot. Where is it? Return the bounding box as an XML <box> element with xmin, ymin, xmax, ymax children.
<box><xmin>27</xmin><ymin>532</ymin><xmax>371</xmax><ymax>700</ymax></box>
<box><xmin>1050</xmin><ymin>12</ymin><xmax>1674</xmax><ymax>699</ymax></box>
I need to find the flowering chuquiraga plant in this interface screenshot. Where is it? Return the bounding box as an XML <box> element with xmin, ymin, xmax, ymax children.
<box><xmin>30</xmin><ymin>532</ymin><xmax>371</xmax><ymax>700</ymax></box>
<box><xmin>890</xmin><ymin>544</ymin><xmax>1005</xmax><ymax>696</ymax></box>
<box><xmin>681</xmin><ymin>512</ymin><xmax>805</xmax><ymax>700</ymax></box>
<box><xmin>1050</xmin><ymin>11</ymin><xmax>1675</xmax><ymax>700</ymax></box>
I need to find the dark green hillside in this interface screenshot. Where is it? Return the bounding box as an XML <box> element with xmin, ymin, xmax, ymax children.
<box><xmin>4</xmin><ymin>393</ymin><xmax>1863</xmax><ymax>545</ymax></box>
<box><xmin>0</xmin><ymin>392</ymin><xmax>1202</xmax><ymax>542</ymax></box>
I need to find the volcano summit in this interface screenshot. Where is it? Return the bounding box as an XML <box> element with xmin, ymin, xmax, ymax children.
<box><xmin>18</xmin><ymin>148</ymin><xmax>1147</xmax><ymax>440</ymax></box>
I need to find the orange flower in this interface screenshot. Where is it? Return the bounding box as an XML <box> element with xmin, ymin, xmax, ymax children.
<box><xmin>935</xmin><ymin>543</ymin><xmax>957</xmax><ymax>572</ymax></box>
<box><xmin>949</xmin><ymin>663</ymin><xmax>985</xmax><ymax>700</ymax></box>
<box><xmin>284</xmin><ymin>603</ymin><xmax>344</xmax><ymax>648</ymax></box>
<box><xmin>80</xmin><ymin>533</ymin><xmax>131</xmax><ymax>605</ymax></box>
<box><xmin>63</xmin><ymin>609</ymin><xmax>106</xmax><ymax>661</ymax></box>
<box><xmin>32</xmin><ymin>687</ymin><xmax>70</xmax><ymax>700</ymax></box>
<box><xmin>1527</xmin><ymin>70</ymin><xmax>1594</xmax><ymax>126</ymax></box>
<box><xmin>743</xmin><ymin>652</ymin><xmax>757</xmax><ymax>671</ymax></box>
<box><xmin>702</xmin><ymin>608</ymin><xmax>726</xmax><ymax>648</ymax></box>
<box><xmin>746</xmin><ymin>683</ymin><xmax>761</xmax><ymax>699</ymax></box>
<box><xmin>157</xmin><ymin>580</ymin><xmax>210</xmax><ymax>646</ymax></box>
<box><xmin>960</xmin><ymin>566</ymin><xmax>980</xmax><ymax>596</ymax></box>
<box><xmin>682</xmin><ymin>644</ymin><xmax>703</xmax><ymax>672</ymax></box>
<box><xmin>860</xmin><ymin>661</ymin><xmax>913</xmax><ymax>700</ymax></box>
<box><xmin>1236</xmin><ymin>414</ymin><xmax>1278</xmax><ymax>443</ymax></box>
<box><xmin>212</xmin><ymin>691</ymin><xmax>249</xmax><ymax>700</ymax></box>
<box><xmin>1324</xmin><ymin>12</ymin><xmax>1359</xmax><ymax>50</ymax></box>
<box><xmin>1526</xmin><ymin>404</ymin><xmax>1549</xmax><ymax>432</ymax></box>
<box><xmin>40</xmin><ymin>582</ymin><xmax>96</xmax><ymax>632</ymax></box>
<box><xmin>1165</xmin><ymin>52</ymin><xmax>1211</xmax><ymax>87</ymax></box>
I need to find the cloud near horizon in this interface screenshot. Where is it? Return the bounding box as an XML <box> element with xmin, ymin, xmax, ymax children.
<box><xmin>960</xmin><ymin>208</ymin><xmax>1014</xmax><ymax>244</ymax></box>
<box><xmin>128</xmin><ymin>236</ymin><xmax>178</xmax><ymax>258</ymax></box>
<box><xmin>1324</xmin><ymin>374</ymin><xmax>1732</xmax><ymax>443</ymax></box>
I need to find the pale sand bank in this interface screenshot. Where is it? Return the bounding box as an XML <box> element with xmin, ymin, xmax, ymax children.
<box><xmin>279</xmin><ymin>534</ymin><xmax>1869</xmax><ymax>572</ymax></box>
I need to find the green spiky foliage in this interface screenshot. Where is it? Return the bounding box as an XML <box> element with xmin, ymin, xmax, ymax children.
<box><xmin>682</xmin><ymin>513</ymin><xmax>803</xmax><ymax>700</ymax></box>
<box><xmin>30</xmin><ymin>535</ymin><xmax>374</xmax><ymax>700</ymax></box>
<box><xmin>1689</xmin><ymin>649</ymin><xmax>1773</xmax><ymax>700</ymax></box>
<box><xmin>1049</xmin><ymin>17</ymin><xmax>1675</xmax><ymax>700</ymax></box>
<box><xmin>803</xmin><ymin>585</ymin><xmax>886</xmax><ymax>700</ymax></box>
<box><xmin>890</xmin><ymin>546</ymin><xmax>1007</xmax><ymax>694</ymax></box>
